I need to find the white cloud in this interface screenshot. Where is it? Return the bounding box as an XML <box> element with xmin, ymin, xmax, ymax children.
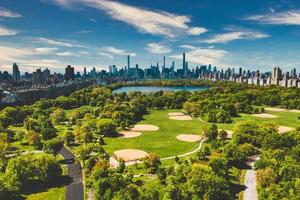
<box><xmin>99</xmin><ymin>52</ymin><xmax>114</xmax><ymax>59</ymax></box>
<box><xmin>245</xmin><ymin>10</ymin><xmax>300</xmax><ymax>25</ymax></box>
<box><xmin>170</xmin><ymin>46</ymin><xmax>228</xmax><ymax>66</ymax></box>
<box><xmin>35</xmin><ymin>47</ymin><xmax>58</xmax><ymax>54</ymax></box>
<box><xmin>100</xmin><ymin>46</ymin><xmax>136</xmax><ymax>57</ymax></box>
<box><xmin>56</xmin><ymin>51</ymin><xmax>74</xmax><ymax>56</ymax></box>
<box><xmin>0</xmin><ymin>8</ymin><xmax>22</xmax><ymax>18</ymax></box>
<box><xmin>201</xmin><ymin>31</ymin><xmax>269</xmax><ymax>44</ymax></box>
<box><xmin>50</xmin><ymin>0</ymin><xmax>207</xmax><ymax>38</ymax></box>
<box><xmin>187</xmin><ymin>27</ymin><xmax>207</xmax><ymax>35</ymax></box>
<box><xmin>37</xmin><ymin>37</ymin><xmax>86</xmax><ymax>48</ymax></box>
<box><xmin>0</xmin><ymin>45</ymin><xmax>59</xmax><ymax>65</ymax></box>
<box><xmin>0</xmin><ymin>25</ymin><xmax>18</xmax><ymax>36</ymax></box>
<box><xmin>180</xmin><ymin>44</ymin><xmax>196</xmax><ymax>50</ymax></box>
<box><xmin>145</xmin><ymin>43</ymin><xmax>172</xmax><ymax>54</ymax></box>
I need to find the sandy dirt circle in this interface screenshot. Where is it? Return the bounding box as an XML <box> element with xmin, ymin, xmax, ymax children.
<box><xmin>119</xmin><ymin>131</ymin><xmax>142</xmax><ymax>138</ymax></box>
<box><xmin>278</xmin><ymin>126</ymin><xmax>294</xmax><ymax>134</ymax></box>
<box><xmin>176</xmin><ymin>134</ymin><xmax>202</xmax><ymax>142</ymax></box>
<box><xmin>169</xmin><ymin>115</ymin><xmax>192</xmax><ymax>121</ymax></box>
<box><xmin>130</xmin><ymin>124</ymin><xmax>159</xmax><ymax>131</ymax></box>
<box><xmin>265</xmin><ymin>107</ymin><xmax>300</xmax><ymax>113</ymax></box>
<box><xmin>113</xmin><ymin>149</ymin><xmax>149</xmax><ymax>162</ymax></box>
<box><xmin>253</xmin><ymin>113</ymin><xmax>278</xmax><ymax>118</ymax></box>
<box><xmin>168</xmin><ymin>112</ymin><xmax>186</xmax><ymax>116</ymax></box>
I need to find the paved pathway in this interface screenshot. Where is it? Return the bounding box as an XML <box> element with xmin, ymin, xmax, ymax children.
<box><xmin>244</xmin><ymin>156</ymin><xmax>260</xmax><ymax>200</ymax></box>
<box><xmin>59</xmin><ymin>146</ymin><xmax>84</xmax><ymax>200</ymax></box>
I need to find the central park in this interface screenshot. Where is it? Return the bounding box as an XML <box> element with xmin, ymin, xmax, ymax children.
<box><xmin>1</xmin><ymin>80</ymin><xmax>300</xmax><ymax>200</ymax></box>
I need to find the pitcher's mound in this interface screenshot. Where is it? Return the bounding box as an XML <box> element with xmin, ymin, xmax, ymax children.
<box><xmin>176</xmin><ymin>134</ymin><xmax>202</xmax><ymax>142</ymax></box>
<box><xmin>253</xmin><ymin>113</ymin><xmax>278</xmax><ymax>118</ymax></box>
<box><xmin>169</xmin><ymin>115</ymin><xmax>192</xmax><ymax>121</ymax></box>
<box><xmin>168</xmin><ymin>112</ymin><xmax>186</xmax><ymax>116</ymax></box>
<box><xmin>130</xmin><ymin>124</ymin><xmax>159</xmax><ymax>131</ymax></box>
<box><xmin>278</xmin><ymin>126</ymin><xmax>294</xmax><ymax>134</ymax></box>
<box><xmin>119</xmin><ymin>131</ymin><xmax>141</xmax><ymax>138</ymax></box>
<box><xmin>113</xmin><ymin>149</ymin><xmax>149</xmax><ymax>162</ymax></box>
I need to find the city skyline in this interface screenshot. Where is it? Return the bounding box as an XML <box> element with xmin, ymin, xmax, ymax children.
<box><xmin>1</xmin><ymin>0</ymin><xmax>300</xmax><ymax>73</ymax></box>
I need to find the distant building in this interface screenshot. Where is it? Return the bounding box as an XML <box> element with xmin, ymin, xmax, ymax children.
<box><xmin>65</xmin><ymin>65</ymin><xmax>75</xmax><ymax>81</ymax></box>
<box><xmin>12</xmin><ymin>63</ymin><xmax>20</xmax><ymax>82</ymax></box>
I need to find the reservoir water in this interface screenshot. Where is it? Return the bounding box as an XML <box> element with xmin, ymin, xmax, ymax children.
<box><xmin>113</xmin><ymin>86</ymin><xmax>208</xmax><ymax>93</ymax></box>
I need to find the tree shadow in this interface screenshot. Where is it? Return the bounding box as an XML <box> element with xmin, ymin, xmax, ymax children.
<box><xmin>6</xmin><ymin>175</ymin><xmax>72</xmax><ymax>200</ymax></box>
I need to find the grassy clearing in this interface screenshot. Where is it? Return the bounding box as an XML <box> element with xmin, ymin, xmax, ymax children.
<box><xmin>103</xmin><ymin>108</ymin><xmax>299</xmax><ymax>158</ymax></box>
<box><xmin>103</xmin><ymin>109</ymin><xmax>205</xmax><ymax>158</ymax></box>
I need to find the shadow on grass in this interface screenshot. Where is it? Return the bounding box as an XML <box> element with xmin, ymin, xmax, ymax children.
<box><xmin>230</xmin><ymin>182</ymin><xmax>247</xmax><ymax>197</ymax></box>
<box><xmin>7</xmin><ymin>175</ymin><xmax>72</xmax><ymax>200</ymax></box>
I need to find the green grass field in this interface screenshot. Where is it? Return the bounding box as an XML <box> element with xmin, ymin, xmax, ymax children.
<box><xmin>103</xmin><ymin>109</ymin><xmax>205</xmax><ymax>158</ymax></box>
<box><xmin>102</xmin><ymin>108</ymin><xmax>300</xmax><ymax>158</ymax></box>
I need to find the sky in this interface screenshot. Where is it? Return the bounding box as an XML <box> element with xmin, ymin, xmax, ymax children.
<box><xmin>0</xmin><ymin>0</ymin><xmax>300</xmax><ymax>73</ymax></box>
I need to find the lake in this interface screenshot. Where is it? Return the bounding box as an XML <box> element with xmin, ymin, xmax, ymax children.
<box><xmin>113</xmin><ymin>86</ymin><xmax>208</xmax><ymax>93</ymax></box>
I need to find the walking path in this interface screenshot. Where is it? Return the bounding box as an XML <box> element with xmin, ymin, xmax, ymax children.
<box><xmin>244</xmin><ymin>156</ymin><xmax>260</xmax><ymax>200</ymax></box>
<box><xmin>59</xmin><ymin>146</ymin><xmax>84</xmax><ymax>200</ymax></box>
<box><xmin>109</xmin><ymin>139</ymin><xmax>205</xmax><ymax>168</ymax></box>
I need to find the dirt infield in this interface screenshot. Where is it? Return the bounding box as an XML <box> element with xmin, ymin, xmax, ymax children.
<box><xmin>265</xmin><ymin>107</ymin><xmax>300</xmax><ymax>113</ymax></box>
<box><xmin>252</xmin><ymin>113</ymin><xmax>278</xmax><ymax>118</ymax></box>
<box><xmin>113</xmin><ymin>149</ymin><xmax>149</xmax><ymax>162</ymax></box>
<box><xmin>168</xmin><ymin>112</ymin><xmax>186</xmax><ymax>116</ymax></box>
<box><xmin>119</xmin><ymin>131</ymin><xmax>142</xmax><ymax>138</ymax></box>
<box><xmin>278</xmin><ymin>126</ymin><xmax>294</xmax><ymax>134</ymax></box>
<box><xmin>130</xmin><ymin>124</ymin><xmax>159</xmax><ymax>131</ymax></box>
<box><xmin>176</xmin><ymin>134</ymin><xmax>202</xmax><ymax>142</ymax></box>
<box><xmin>169</xmin><ymin>115</ymin><xmax>192</xmax><ymax>121</ymax></box>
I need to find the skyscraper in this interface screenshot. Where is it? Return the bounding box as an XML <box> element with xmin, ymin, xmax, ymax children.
<box><xmin>65</xmin><ymin>65</ymin><xmax>75</xmax><ymax>81</ymax></box>
<box><xmin>12</xmin><ymin>63</ymin><xmax>20</xmax><ymax>82</ymax></box>
<box><xmin>127</xmin><ymin>55</ymin><xmax>131</xmax><ymax>69</ymax></box>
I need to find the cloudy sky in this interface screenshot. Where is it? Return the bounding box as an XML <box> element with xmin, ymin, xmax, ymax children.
<box><xmin>1</xmin><ymin>0</ymin><xmax>300</xmax><ymax>73</ymax></box>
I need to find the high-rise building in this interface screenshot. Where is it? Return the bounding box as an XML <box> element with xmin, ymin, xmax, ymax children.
<box><xmin>127</xmin><ymin>55</ymin><xmax>131</xmax><ymax>69</ymax></box>
<box><xmin>83</xmin><ymin>67</ymin><xmax>87</xmax><ymax>77</ymax></box>
<box><xmin>65</xmin><ymin>65</ymin><xmax>75</xmax><ymax>81</ymax></box>
<box><xmin>12</xmin><ymin>63</ymin><xmax>20</xmax><ymax>82</ymax></box>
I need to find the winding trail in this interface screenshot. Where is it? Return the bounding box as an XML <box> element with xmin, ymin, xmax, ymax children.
<box><xmin>59</xmin><ymin>146</ymin><xmax>84</xmax><ymax>200</ymax></box>
<box><xmin>110</xmin><ymin>139</ymin><xmax>205</xmax><ymax>167</ymax></box>
<box><xmin>244</xmin><ymin>156</ymin><xmax>260</xmax><ymax>200</ymax></box>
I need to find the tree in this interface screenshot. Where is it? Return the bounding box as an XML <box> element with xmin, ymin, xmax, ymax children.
<box><xmin>256</xmin><ymin>167</ymin><xmax>277</xmax><ymax>187</ymax></box>
<box><xmin>96</xmin><ymin>119</ymin><xmax>117</xmax><ymax>137</ymax></box>
<box><xmin>157</xmin><ymin>167</ymin><xmax>167</xmax><ymax>184</ymax></box>
<box><xmin>43</xmin><ymin>139</ymin><xmax>63</xmax><ymax>157</ymax></box>
<box><xmin>197</xmin><ymin>145</ymin><xmax>211</xmax><ymax>161</ymax></box>
<box><xmin>26</xmin><ymin>130</ymin><xmax>42</xmax><ymax>149</ymax></box>
<box><xmin>218</xmin><ymin>130</ymin><xmax>228</xmax><ymax>141</ymax></box>
<box><xmin>209</xmin><ymin>157</ymin><xmax>229</xmax><ymax>177</ymax></box>
<box><xmin>62</xmin><ymin>131</ymin><xmax>75</xmax><ymax>146</ymax></box>
<box><xmin>117</xmin><ymin>159</ymin><xmax>125</xmax><ymax>173</ymax></box>
<box><xmin>204</xmin><ymin>124</ymin><xmax>218</xmax><ymax>141</ymax></box>
<box><xmin>50</xmin><ymin>108</ymin><xmax>67</xmax><ymax>125</ymax></box>
<box><xmin>144</xmin><ymin>153</ymin><xmax>161</xmax><ymax>174</ymax></box>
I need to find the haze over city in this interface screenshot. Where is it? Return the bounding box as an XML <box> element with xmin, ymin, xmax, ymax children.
<box><xmin>1</xmin><ymin>0</ymin><xmax>300</xmax><ymax>73</ymax></box>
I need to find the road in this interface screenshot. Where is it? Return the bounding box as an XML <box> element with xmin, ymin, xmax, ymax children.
<box><xmin>244</xmin><ymin>156</ymin><xmax>260</xmax><ymax>200</ymax></box>
<box><xmin>59</xmin><ymin>146</ymin><xmax>84</xmax><ymax>200</ymax></box>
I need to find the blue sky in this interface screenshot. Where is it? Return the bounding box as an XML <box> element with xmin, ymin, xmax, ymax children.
<box><xmin>0</xmin><ymin>0</ymin><xmax>300</xmax><ymax>73</ymax></box>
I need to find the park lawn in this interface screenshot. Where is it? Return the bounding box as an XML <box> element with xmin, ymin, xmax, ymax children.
<box><xmin>25</xmin><ymin>187</ymin><xmax>65</xmax><ymax>200</ymax></box>
<box><xmin>103</xmin><ymin>109</ymin><xmax>205</xmax><ymax>158</ymax></box>
<box><xmin>201</xmin><ymin>109</ymin><xmax>300</xmax><ymax>131</ymax></box>
<box><xmin>103</xmin><ymin>108</ymin><xmax>299</xmax><ymax>159</ymax></box>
